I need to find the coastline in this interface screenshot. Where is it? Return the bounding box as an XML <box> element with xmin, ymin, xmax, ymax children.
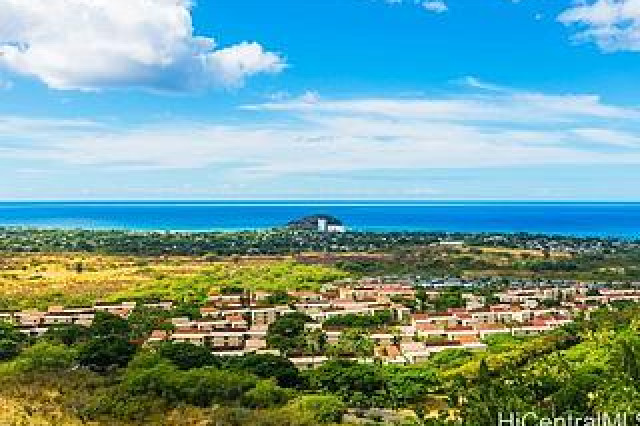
<box><xmin>0</xmin><ymin>200</ymin><xmax>639</xmax><ymax>238</ymax></box>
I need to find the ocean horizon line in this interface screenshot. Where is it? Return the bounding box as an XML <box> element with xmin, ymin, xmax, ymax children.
<box><xmin>1</xmin><ymin>202</ymin><xmax>639</xmax><ymax>238</ymax></box>
<box><xmin>2</xmin><ymin>200</ymin><xmax>640</xmax><ymax>206</ymax></box>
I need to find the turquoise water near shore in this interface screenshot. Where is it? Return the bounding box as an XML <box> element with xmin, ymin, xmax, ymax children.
<box><xmin>0</xmin><ymin>201</ymin><xmax>639</xmax><ymax>238</ymax></box>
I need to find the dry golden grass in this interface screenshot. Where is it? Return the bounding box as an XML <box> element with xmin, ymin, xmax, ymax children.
<box><xmin>0</xmin><ymin>253</ymin><xmax>229</xmax><ymax>309</ymax></box>
<box><xmin>0</xmin><ymin>253</ymin><xmax>348</xmax><ymax>309</ymax></box>
<box><xmin>472</xmin><ymin>246</ymin><xmax>571</xmax><ymax>259</ymax></box>
<box><xmin>0</xmin><ymin>371</ymin><xmax>103</xmax><ymax>426</ymax></box>
<box><xmin>0</xmin><ymin>395</ymin><xmax>93</xmax><ymax>426</ymax></box>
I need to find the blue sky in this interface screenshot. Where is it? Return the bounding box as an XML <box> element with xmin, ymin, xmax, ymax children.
<box><xmin>1</xmin><ymin>0</ymin><xmax>640</xmax><ymax>200</ymax></box>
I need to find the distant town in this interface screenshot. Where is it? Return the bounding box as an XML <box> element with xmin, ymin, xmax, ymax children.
<box><xmin>1</xmin><ymin>221</ymin><xmax>640</xmax><ymax>425</ymax></box>
<box><xmin>7</xmin><ymin>276</ymin><xmax>635</xmax><ymax>368</ymax></box>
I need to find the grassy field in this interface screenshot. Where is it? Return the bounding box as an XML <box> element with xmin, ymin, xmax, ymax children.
<box><xmin>468</xmin><ymin>246</ymin><xmax>571</xmax><ymax>259</ymax></box>
<box><xmin>0</xmin><ymin>253</ymin><xmax>350</xmax><ymax>310</ymax></box>
<box><xmin>0</xmin><ymin>243</ymin><xmax>623</xmax><ymax>309</ymax></box>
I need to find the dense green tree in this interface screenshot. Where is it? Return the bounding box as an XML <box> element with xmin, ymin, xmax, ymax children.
<box><xmin>170</xmin><ymin>302</ymin><xmax>203</xmax><ymax>320</ymax></box>
<box><xmin>89</xmin><ymin>311</ymin><xmax>131</xmax><ymax>339</ymax></box>
<box><xmin>415</xmin><ymin>288</ymin><xmax>430</xmax><ymax>312</ymax></box>
<box><xmin>433</xmin><ymin>289</ymin><xmax>464</xmax><ymax>312</ymax></box>
<box><xmin>327</xmin><ymin>328</ymin><xmax>374</xmax><ymax>359</ymax></box>
<box><xmin>306</xmin><ymin>328</ymin><xmax>328</xmax><ymax>356</ymax></box>
<box><xmin>265</xmin><ymin>290</ymin><xmax>293</xmax><ymax>306</ymax></box>
<box><xmin>266</xmin><ymin>312</ymin><xmax>311</xmax><ymax>356</ymax></box>
<box><xmin>119</xmin><ymin>362</ymin><xmax>257</xmax><ymax>407</ymax></box>
<box><xmin>324</xmin><ymin>310</ymin><xmax>393</xmax><ymax>328</ymax></box>
<box><xmin>384</xmin><ymin>367</ymin><xmax>439</xmax><ymax>409</ymax></box>
<box><xmin>226</xmin><ymin>353</ymin><xmax>301</xmax><ymax>388</ymax></box>
<box><xmin>459</xmin><ymin>374</ymin><xmax>538</xmax><ymax>426</ymax></box>
<box><xmin>306</xmin><ymin>360</ymin><xmax>387</xmax><ymax>408</ymax></box>
<box><xmin>43</xmin><ymin>323</ymin><xmax>90</xmax><ymax>346</ymax></box>
<box><xmin>0</xmin><ymin>322</ymin><xmax>26</xmax><ymax>361</ymax></box>
<box><xmin>77</xmin><ymin>336</ymin><xmax>136</xmax><ymax>372</ymax></box>
<box><xmin>540</xmin><ymin>298</ymin><xmax>561</xmax><ymax>308</ymax></box>
<box><xmin>127</xmin><ymin>307</ymin><xmax>174</xmax><ymax>340</ymax></box>
<box><xmin>157</xmin><ymin>341</ymin><xmax>220</xmax><ymax>370</ymax></box>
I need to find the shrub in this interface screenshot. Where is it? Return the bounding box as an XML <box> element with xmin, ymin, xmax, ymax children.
<box><xmin>242</xmin><ymin>379</ymin><xmax>294</xmax><ymax>408</ymax></box>
<box><xmin>286</xmin><ymin>395</ymin><xmax>346</xmax><ymax>424</ymax></box>
<box><xmin>119</xmin><ymin>363</ymin><xmax>258</xmax><ymax>407</ymax></box>
<box><xmin>11</xmin><ymin>341</ymin><xmax>76</xmax><ymax>373</ymax></box>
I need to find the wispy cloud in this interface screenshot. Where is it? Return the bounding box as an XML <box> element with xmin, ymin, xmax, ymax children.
<box><xmin>245</xmin><ymin>79</ymin><xmax>640</xmax><ymax>123</ymax></box>
<box><xmin>0</xmin><ymin>78</ymin><xmax>12</xmax><ymax>90</ymax></box>
<box><xmin>571</xmin><ymin>128</ymin><xmax>640</xmax><ymax>148</ymax></box>
<box><xmin>3</xmin><ymin>80</ymin><xmax>640</xmax><ymax>177</ymax></box>
<box><xmin>457</xmin><ymin>76</ymin><xmax>508</xmax><ymax>92</ymax></box>
<box><xmin>0</xmin><ymin>0</ymin><xmax>286</xmax><ymax>92</ymax></box>
<box><xmin>0</xmin><ymin>115</ymin><xmax>102</xmax><ymax>139</ymax></box>
<box><xmin>422</xmin><ymin>1</ymin><xmax>448</xmax><ymax>14</ymax></box>
<box><xmin>379</xmin><ymin>0</ymin><xmax>448</xmax><ymax>13</ymax></box>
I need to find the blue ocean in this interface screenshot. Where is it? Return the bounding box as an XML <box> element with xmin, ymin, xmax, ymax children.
<box><xmin>0</xmin><ymin>201</ymin><xmax>639</xmax><ymax>238</ymax></box>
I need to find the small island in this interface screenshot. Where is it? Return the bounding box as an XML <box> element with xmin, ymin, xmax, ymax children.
<box><xmin>286</xmin><ymin>214</ymin><xmax>346</xmax><ymax>233</ymax></box>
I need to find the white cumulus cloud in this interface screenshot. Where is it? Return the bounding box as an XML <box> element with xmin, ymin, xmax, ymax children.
<box><xmin>0</xmin><ymin>0</ymin><xmax>286</xmax><ymax>91</ymax></box>
<box><xmin>559</xmin><ymin>0</ymin><xmax>640</xmax><ymax>51</ymax></box>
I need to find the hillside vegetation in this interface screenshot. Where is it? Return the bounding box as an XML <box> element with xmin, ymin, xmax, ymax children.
<box><xmin>0</xmin><ymin>304</ymin><xmax>639</xmax><ymax>424</ymax></box>
<box><xmin>0</xmin><ymin>254</ymin><xmax>348</xmax><ymax>309</ymax></box>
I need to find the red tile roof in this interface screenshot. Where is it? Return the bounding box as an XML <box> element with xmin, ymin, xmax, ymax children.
<box><xmin>150</xmin><ymin>330</ymin><xmax>169</xmax><ymax>340</ymax></box>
